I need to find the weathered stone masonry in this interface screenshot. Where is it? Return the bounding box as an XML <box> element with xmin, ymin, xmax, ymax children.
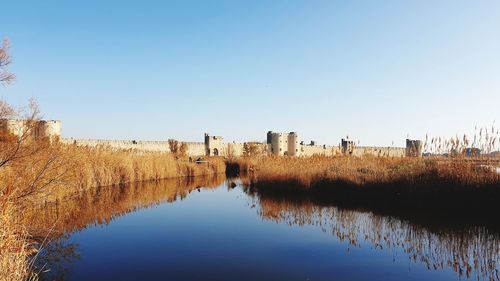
<box><xmin>0</xmin><ymin>119</ymin><xmax>423</xmax><ymax>157</ymax></box>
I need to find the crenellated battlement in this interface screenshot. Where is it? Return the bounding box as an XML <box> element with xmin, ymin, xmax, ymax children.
<box><xmin>8</xmin><ymin>120</ymin><xmax>422</xmax><ymax>158</ymax></box>
<box><xmin>60</xmin><ymin>133</ymin><xmax>418</xmax><ymax>158</ymax></box>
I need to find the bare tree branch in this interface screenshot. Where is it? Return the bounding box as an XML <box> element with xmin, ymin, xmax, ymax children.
<box><xmin>0</xmin><ymin>38</ymin><xmax>16</xmax><ymax>85</ymax></box>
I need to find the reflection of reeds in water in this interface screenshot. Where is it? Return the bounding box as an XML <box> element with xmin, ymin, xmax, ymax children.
<box><xmin>250</xmin><ymin>195</ymin><xmax>500</xmax><ymax>281</ymax></box>
<box><xmin>227</xmin><ymin>154</ymin><xmax>500</xmax><ymax>216</ymax></box>
<box><xmin>25</xmin><ymin>175</ymin><xmax>225</xmax><ymax>240</ymax></box>
<box><xmin>1</xmin><ymin>139</ymin><xmax>226</xmax><ymax>281</ymax></box>
<box><xmin>26</xmin><ymin>175</ymin><xmax>224</xmax><ymax>281</ymax></box>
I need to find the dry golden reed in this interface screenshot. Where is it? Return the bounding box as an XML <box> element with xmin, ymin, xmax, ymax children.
<box><xmin>229</xmin><ymin>154</ymin><xmax>499</xmax><ymax>188</ymax></box>
<box><xmin>1</xmin><ymin>140</ymin><xmax>225</xmax><ymax>281</ymax></box>
<box><xmin>1</xmin><ymin>202</ymin><xmax>37</xmax><ymax>281</ymax></box>
<box><xmin>55</xmin><ymin>144</ymin><xmax>225</xmax><ymax>199</ymax></box>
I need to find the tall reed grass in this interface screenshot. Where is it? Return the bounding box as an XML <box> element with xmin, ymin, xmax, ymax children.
<box><xmin>229</xmin><ymin>125</ymin><xmax>500</xmax><ymax>189</ymax></box>
<box><xmin>227</xmin><ymin>150</ymin><xmax>500</xmax><ymax>217</ymax></box>
<box><xmin>1</xmin><ymin>202</ymin><xmax>37</xmax><ymax>281</ymax></box>
<box><xmin>229</xmin><ymin>155</ymin><xmax>499</xmax><ymax>188</ymax></box>
<box><xmin>1</xmin><ymin>139</ymin><xmax>225</xmax><ymax>281</ymax></box>
<box><xmin>52</xmin><ymin>144</ymin><xmax>225</xmax><ymax>200</ymax></box>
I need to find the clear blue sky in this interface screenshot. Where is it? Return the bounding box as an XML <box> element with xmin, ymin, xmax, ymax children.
<box><xmin>1</xmin><ymin>0</ymin><xmax>499</xmax><ymax>146</ymax></box>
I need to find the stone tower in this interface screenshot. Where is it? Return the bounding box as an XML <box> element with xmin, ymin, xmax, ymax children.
<box><xmin>341</xmin><ymin>138</ymin><xmax>354</xmax><ymax>155</ymax></box>
<box><xmin>287</xmin><ymin>132</ymin><xmax>300</xmax><ymax>156</ymax></box>
<box><xmin>405</xmin><ymin>139</ymin><xmax>423</xmax><ymax>157</ymax></box>
<box><xmin>269</xmin><ymin>132</ymin><xmax>287</xmax><ymax>156</ymax></box>
<box><xmin>204</xmin><ymin>133</ymin><xmax>224</xmax><ymax>156</ymax></box>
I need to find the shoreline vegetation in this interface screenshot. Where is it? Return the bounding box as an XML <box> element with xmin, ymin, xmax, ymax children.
<box><xmin>0</xmin><ymin>100</ymin><xmax>225</xmax><ymax>281</ymax></box>
<box><xmin>0</xmin><ymin>100</ymin><xmax>498</xmax><ymax>281</ymax></box>
<box><xmin>226</xmin><ymin>155</ymin><xmax>500</xmax><ymax>218</ymax></box>
<box><xmin>27</xmin><ymin>177</ymin><xmax>500</xmax><ymax>281</ymax></box>
<box><xmin>1</xmin><ymin>141</ymin><xmax>226</xmax><ymax>281</ymax></box>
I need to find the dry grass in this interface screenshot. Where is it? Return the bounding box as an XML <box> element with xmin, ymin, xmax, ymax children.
<box><xmin>49</xmin><ymin>144</ymin><xmax>225</xmax><ymax>200</ymax></box>
<box><xmin>229</xmin><ymin>155</ymin><xmax>499</xmax><ymax>188</ymax></box>
<box><xmin>227</xmin><ymin>126</ymin><xmax>500</xmax><ymax>213</ymax></box>
<box><xmin>1</xmin><ymin>140</ymin><xmax>225</xmax><ymax>281</ymax></box>
<box><xmin>21</xmin><ymin>175</ymin><xmax>226</xmax><ymax>280</ymax></box>
<box><xmin>1</xmin><ymin>203</ymin><xmax>37</xmax><ymax>281</ymax></box>
<box><xmin>0</xmin><ymin>98</ymin><xmax>226</xmax><ymax>281</ymax></box>
<box><xmin>227</xmin><ymin>154</ymin><xmax>500</xmax><ymax>218</ymax></box>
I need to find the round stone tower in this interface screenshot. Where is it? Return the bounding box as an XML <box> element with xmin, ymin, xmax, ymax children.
<box><xmin>270</xmin><ymin>132</ymin><xmax>286</xmax><ymax>156</ymax></box>
<box><xmin>287</xmin><ymin>132</ymin><xmax>300</xmax><ymax>156</ymax></box>
<box><xmin>44</xmin><ymin>120</ymin><xmax>62</xmax><ymax>141</ymax></box>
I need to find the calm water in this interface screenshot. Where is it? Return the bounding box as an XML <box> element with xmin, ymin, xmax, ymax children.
<box><xmin>34</xmin><ymin>176</ymin><xmax>499</xmax><ymax>281</ymax></box>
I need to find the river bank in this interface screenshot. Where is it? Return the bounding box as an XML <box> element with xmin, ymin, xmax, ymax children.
<box><xmin>3</xmin><ymin>142</ymin><xmax>499</xmax><ymax>281</ymax></box>
<box><xmin>33</xmin><ymin>177</ymin><xmax>500</xmax><ymax>281</ymax></box>
<box><xmin>1</xmin><ymin>140</ymin><xmax>225</xmax><ymax>281</ymax></box>
<box><xmin>226</xmin><ymin>156</ymin><xmax>500</xmax><ymax>217</ymax></box>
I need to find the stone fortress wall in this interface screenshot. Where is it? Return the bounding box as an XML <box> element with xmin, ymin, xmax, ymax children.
<box><xmin>62</xmin><ymin>134</ymin><xmax>413</xmax><ymax>158</ymax></box>
<box><xmin>182</xmin><ymin>142</ymin><xmax>206</xmax><ymax>156</ymax></box>
<box><xmin>302</xmin><ymin>144</ymin><xmax>341</xmax><ymax>156</ymax></box>
<box><xmin>0</xmin><ymin>119</ymin><xmax>422</xmax><ymax>158</ymax></box>
<box><xmin>352</xmin><ymin>146</ymin><xmax>406</xmax><ymax>157</ymax></box>
<box><xmin>0</xmin><ymin>119</ymin><xmax>61</xmax><ymax>141</ymax></box>
<box><xmin>60</xmin><ymin>138</ymin><xmax>174</xmax><ymax>153</ymax></box>
<box><xmin>266</xmin><ymin>132</ymin><xmax>408</xmax><ymax>157</ymax></box>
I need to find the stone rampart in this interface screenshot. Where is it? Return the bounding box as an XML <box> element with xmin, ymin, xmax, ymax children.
<box><xmin>352</xmin><ymin>146</ymin><xmax>406</xmax><ymax>157</ymax></box>
<box><xmin>302</xmin><ymin>145</ymin><xmax>341</xmax><ymax>156</ymax></box>
<box><xmin>61</xmin><ymin>134</ymin><xmax>411</xmax><ymax>159</ymax></box>
<box><xmin>0</xmin><ymin>119</ymin><xmax>61</xmax><ymax>141</ymax></box>
<box><xmin>61</xmin><ymin>138</ymin><xmax>209</xmax><ymax>157</ymax></box>
<box><xmin>184</xmin><ymin>142</ymin><xmax>206</xmax><ymax>156</ymax></box>
<box><xmin>61</xmin><ymin>138</ymin><xmax>172</xmax><ymax>153</ymax></box>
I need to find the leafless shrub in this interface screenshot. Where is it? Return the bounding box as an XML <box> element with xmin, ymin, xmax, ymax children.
<box><xmin>0</xmin><ymin>38</ymin><xmax>16</xmax><ymax>85</ymax></box>
<box><xmin>168</xmin><ymin>139</ymin><xmax>187</xmax><ymax>157</ymax></box>
<box><xmin>243</xmin><ymin>142</ymin><xmax>262</xmax><ymax>157</ymax></box>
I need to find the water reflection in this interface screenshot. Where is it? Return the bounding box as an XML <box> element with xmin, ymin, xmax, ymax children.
<box><xmin>241</xmin><ymin>184</ymin><xmax>500</xmax><ymax>281</ymax></box>
<box><xmin>36</xmin><ymin>235</ymin><xmax>79</xmax><ymax>281</ymax></box>
<box><xmin>27</xmin><ymin>175</ymin><xmax>225</xmax><ymax>239</ymax></box>
<box><xmin>31</xmin><ymin>176</ymin><xmax>500</xmax><ymax>281</ymax></box>
<box><xmin>29</xmin><ymin>175</ymin><xmax>225</xmax><ymax>280</ymax></box>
